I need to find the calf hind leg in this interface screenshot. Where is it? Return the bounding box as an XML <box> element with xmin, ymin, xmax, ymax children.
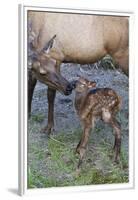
<box><xmin>102</xmin><ymin>109</ymin><xmax>121</xmax><ymax>162</ymax></box>
<box><xmin>111</xmin><ymin>118</ymin><xmax>121</xmax><ymax>162</ymax></box>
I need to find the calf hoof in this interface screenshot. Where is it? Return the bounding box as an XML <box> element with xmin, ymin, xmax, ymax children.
<box><xmin>77</xmin><ymin>158</ymin><xmax>83</xmax><ymax>169</ymax></box>
<box><xmin>75</xmin><ymin>168</ymin><xmax>81</xmax><ymax>177</ymax></box>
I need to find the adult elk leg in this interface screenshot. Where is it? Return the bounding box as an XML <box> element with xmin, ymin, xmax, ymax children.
<box><xmin>28</xmin><ymin>70</ymin><xmax>37</xmax><ymax>117</ymax></box>
<box><xmin>112</xmin><ymin>48</ymin><xmax>129</xmax><ymax>76</ymax></box>
<box><xmin>41</xmin><ymin>62</ymin><xmax>60</xmax><ymax>135</ymax></box>
<box><xmin>41</xmin><ymin>87</ymin><xmax>56</xmax><ymax>135</ymax></box>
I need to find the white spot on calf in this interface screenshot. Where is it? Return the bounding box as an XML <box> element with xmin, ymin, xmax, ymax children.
<box><xmin>102</xmin><ymin>108</ymin><xmax>111</xmax><ymax>122</ymax></box>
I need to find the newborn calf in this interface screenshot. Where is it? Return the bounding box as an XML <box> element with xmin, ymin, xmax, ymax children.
<box><xmin>73</xmin><ymin>77</ymin><xmax>122</xmax><ymax>169</ymax></box>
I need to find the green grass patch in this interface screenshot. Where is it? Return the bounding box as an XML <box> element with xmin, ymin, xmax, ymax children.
<box><xmin>31</xmin><ymin>113</ymin><xmax>45</xmax><ymax>123</ymax></box>
<box><xmin>100</xmin><ymin>55</ymin><xmax>116</xmax><ymax>70</ymax></box>
<box><xmin>28</xmin><ymin>129</ymin><xmax>128</xmax><ymax>188</ymax></box>
<box><xmin>28</xmin><ymin>167</ymin><xmax>59</xmax><ymax>188</ymax></box>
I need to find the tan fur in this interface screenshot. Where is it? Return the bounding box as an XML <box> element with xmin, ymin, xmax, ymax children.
<box><xmin>28</xmin><ymin>11</ymin><xmax>128</xmax><ymax>74</ymax></box>
<box><xmin>28</xmin><ymin>11</ymin><xmax>127</xmax><ymax>136</ymax></box>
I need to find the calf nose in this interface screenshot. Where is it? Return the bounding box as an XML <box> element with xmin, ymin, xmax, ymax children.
<box><xmin>70</xmin><ymin>80</ymin><xmax>77</xmax><ymax>89</ymax></box>
<box><xmin>65</xmin><ymin>83</ymin><xmax>73</xmax><ymax>95</ymax></box>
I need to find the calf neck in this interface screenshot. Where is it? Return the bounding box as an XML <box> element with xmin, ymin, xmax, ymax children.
<box><xmin>74</xmin><ymin>77</ymin><xmax>122</xmax><ymax>170</ymax></box>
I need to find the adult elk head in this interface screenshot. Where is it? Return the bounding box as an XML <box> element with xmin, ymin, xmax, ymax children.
<box><xmin>28</xmin><ymin>35</ymin><xmax>73</xmax><ymax>95</ymax></box>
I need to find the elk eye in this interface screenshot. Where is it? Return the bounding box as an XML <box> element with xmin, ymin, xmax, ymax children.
<box><xmin>39</xmin><ymin>67</ymin><xmax>47</xmax><ymax>75</ymax></box>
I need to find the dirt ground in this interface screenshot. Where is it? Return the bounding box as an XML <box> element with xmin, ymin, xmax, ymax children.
<box><xmin>28</xmin><ymin>63</ymin><xmax>129</xmax><ymax>188</ymax></box>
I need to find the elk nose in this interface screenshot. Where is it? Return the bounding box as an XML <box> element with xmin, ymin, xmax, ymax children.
<box><xmin>65</xmin><ymin>83</ymin><xmax>73</xmax><ymax>95</ymax></box>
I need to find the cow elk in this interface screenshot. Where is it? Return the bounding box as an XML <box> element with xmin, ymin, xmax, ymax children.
<box><xmin>28</xmin><ymin>11</ymin><xmax>128</xmax><ymax>135</ymax></box>
<box><xmin>72</xmin><ymin>77</ymin><xmax>122</xmax><ymax>170</ymax></box>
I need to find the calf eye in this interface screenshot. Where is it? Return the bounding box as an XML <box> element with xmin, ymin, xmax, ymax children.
<box><xmin>81</xmin><ymin>84</ymin><xmax>85</xmax><ymax>87</ymax></box>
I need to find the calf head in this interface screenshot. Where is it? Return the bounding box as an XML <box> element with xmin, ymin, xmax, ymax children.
<box><xmin>28</xmin><ymin>35</ymin><xmax>73</xmax><ymax>95</ymax></box>
<box><xmin>72</xmin><ymin>77</ymin><xmax>96</xmax><ymax>93</ymax></box>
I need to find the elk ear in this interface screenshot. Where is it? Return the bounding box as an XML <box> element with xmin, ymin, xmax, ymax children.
<box><xmin>88</xmin><ymin>81</ymin><xmax>96</xmax><ymax>88</ymax></box>
<box><xmin>50</xmin><ymin>58</ymin><xmax>57</xmax><ymax>66</ymax></box>
<box><xmin>42</xmin><ymin>35</ymin><xmax>56</xmax><ymax>54</ymax></box>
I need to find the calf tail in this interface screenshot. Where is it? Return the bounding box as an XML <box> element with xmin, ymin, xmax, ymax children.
<box><xmin>118</xmin><ymin>96</ymin><xmax>122</xmax><ymax>110</ymax></box>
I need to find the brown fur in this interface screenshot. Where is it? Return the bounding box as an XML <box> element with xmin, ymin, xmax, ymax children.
<box><xmin>74</xmin><ymin>77</ymin><xmax>121</xmax><ymax>169</ymax></box>
<box><xmin>28</xmin><ymin>11</ymin><xmax>127</xmax><ymax>134</ymax></box>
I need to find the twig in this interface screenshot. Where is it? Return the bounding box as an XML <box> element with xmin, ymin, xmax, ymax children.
<box><xmin>50</xmin><ymin>136</ymin><xmax>66</xmax><ymax>146</ymax></box>
<box><xmin>79</xmin><ymin>67</ymin><xmax>92</xmax><ymax>75</ymax></box>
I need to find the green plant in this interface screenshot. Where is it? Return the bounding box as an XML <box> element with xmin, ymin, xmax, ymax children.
<box><xmin>31</xmin><ymin>113</ymin><xmax>45</xmax><ymax>123</ymax></box>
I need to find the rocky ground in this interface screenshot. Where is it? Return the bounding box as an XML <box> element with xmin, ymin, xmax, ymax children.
<box><xmin>28</xmin><ymin>63</ymin><xmax>129</xmax><ymax>188</ymax></box>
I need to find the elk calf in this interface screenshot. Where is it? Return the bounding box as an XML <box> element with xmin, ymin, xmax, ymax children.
<box><xmin>73</xmin><ymin>77</ymin><xmax>122</xmax><ymax>169</ymax></box>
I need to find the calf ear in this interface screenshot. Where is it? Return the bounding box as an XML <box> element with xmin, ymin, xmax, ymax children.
<box><xmin>88</xmin><ymin>81</ymin><xmax>96</xmax><ymax>88</ymax></box>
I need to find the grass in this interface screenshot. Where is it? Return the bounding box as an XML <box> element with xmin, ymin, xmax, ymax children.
<box><xmin>28</xmin><ymin>129</ymin><xmax>128</xmax><ymax>189</ymax></box>
<box><xmin>100</xmin><ymin>55</ymin><xmax>116</xmax><ymax>70</ymax></box>
<box><xmin>31</xmin><ymin>113</ymin><xmax>45</xmax><ymax>123</ymax></box>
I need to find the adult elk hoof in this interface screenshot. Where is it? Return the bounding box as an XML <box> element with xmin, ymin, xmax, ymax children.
<box><xmin>28</xmin><ymin>112</ymin><xmax>31</xmax><ymax>119</ymax></box>
<box><xmin>114</xmin><ymin>156</ymin><xmax>120</xmax><ymax>164</ymax></box>
<box><xmin>40</xmin><ymin>125</ymin><xmax>55</xmax><ymax>136</ymax></box>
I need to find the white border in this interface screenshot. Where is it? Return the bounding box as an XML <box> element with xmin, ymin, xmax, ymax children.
<box><xmin>18</xmin><ymin>4</ymin><xmax>135</xmax><ymax>196</ymax></box>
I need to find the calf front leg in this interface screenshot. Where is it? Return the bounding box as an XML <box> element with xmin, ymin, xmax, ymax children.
<box><xmin>76</xmin><ymin>116</ymin><xmax>94</xmax><ymax>154</ymax></box>
<box><xmin>41</xmin><ymin>87</ymin><xmax>56</xmax><ymax>135</ymax></box>
<box><xmin>76</xmin><ymin>124</ymin><xmax>92</xmax><ymax>169</ymax></box>
<box><xmin>76</xmin><ymin>115</ymin><xmax>94</xmax><ymax>169</ymax></box>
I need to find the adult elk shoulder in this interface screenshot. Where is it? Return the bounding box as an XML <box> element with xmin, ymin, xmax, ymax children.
<box><xmin>28</xmin><ymin>11</ymin><xmax>128</xmax><ymax>134</ymax></box>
